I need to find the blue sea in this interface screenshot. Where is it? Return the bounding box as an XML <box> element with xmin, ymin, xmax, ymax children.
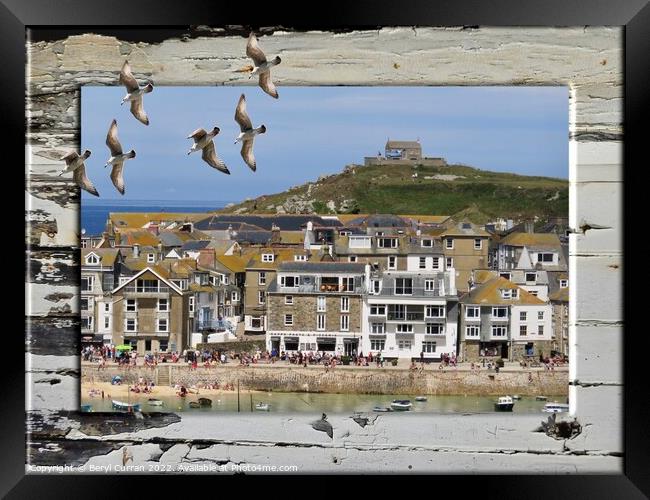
<box><xmin>81</xmin><ymin>199</ymin><xmax>231</xmax><ymax>235</ymax></box>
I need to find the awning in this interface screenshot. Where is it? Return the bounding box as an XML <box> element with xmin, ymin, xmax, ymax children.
<box><xmin>317</xmin><ymin>337</ymin><xmax>337</xmax><ymax>343</ymax></box>
<box><xmin>270</xmin><ymin>336</ymin><xmax>281</xmax><ymax>340</ymax></box>
<box><xmin>283</xmin><ymin>336</ymin><xmax>299</xmax><ymax>342</ymax></box>
<box><xmin>342</xmin><ymin>338</ymin><xmax>359</xmax><ymax>344</ymax></box>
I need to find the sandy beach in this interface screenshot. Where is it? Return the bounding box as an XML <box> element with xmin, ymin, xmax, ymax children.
<box><xmin>82</xmin><ymin>381</ymin><xmax>265</xmax><ymax>401</ymax></box>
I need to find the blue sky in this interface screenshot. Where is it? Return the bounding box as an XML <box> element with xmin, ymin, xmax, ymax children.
<box><xmin>81</xmin><ymin>86</ymin><xmax>568</xmax><ymax>203</ymax></box>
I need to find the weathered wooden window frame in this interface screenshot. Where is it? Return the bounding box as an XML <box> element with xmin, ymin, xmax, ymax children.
<box><xmin>14</xmin><ymin>2</ymin><xmax>645</xmax><ymax>491</ymax></box>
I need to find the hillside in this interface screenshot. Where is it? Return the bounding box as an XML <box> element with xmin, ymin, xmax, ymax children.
<box><xmin>217</xmin><ymin>163</ymin><xmax>568</xmax><ymax>223</ymax></box>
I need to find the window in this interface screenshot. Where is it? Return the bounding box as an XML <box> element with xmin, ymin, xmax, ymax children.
<box><xmin>377</xmin><ymin>237</ymin><xmax>398</xmax><ymax>248</ymax></box>
<box><xmin>126</xmin><ymin>299</ymin><xmax>137</xmax><ymax>312</ymax></box>
<box><xmin>284</xmin><ymin>314</ymin><xmax>293</xmax><ymax>326</ymax></box>
<box><xmin>395</xmin><ymin>278</ymin><xmax>413</xmax><ymax>295</ymax></box>
<box><xmin>251</xmin><ymin>317</ymin><xmax>262</xmax><ymax>329</ymax></box>
<box><xmin>262</xmin><ymin>253</ymin><xmax>274</xmax><ymax>262</ymax></box>
<box><xmin>317</xmin><ymin>296</ymin><xmax>326</xmax><ymax>312</ymax></box>
<box><xmin>136</xmin><ymin>279</ymin><xmax>159</xmax><ymax>293</ymax></box>
<box><xmin>341</xmin><ymin>296</ymin><xmax>349</xmax><ymax>312</ymax></box>
<box><xmin>317</xmin><ymin>314</ymin><xmax>326</xmax><ymax>331</ymax></box>
<box><xmin>370</xmin><ymin>304</ymin><xmax>386</xmax><ymax>316</ymax></box>
<box><xmin>104</xmin><ymin>317</ymin><xmax>110</xmax><ymax>329</ymax></box>
<box><xmin>465</xmin><ymin>325</ymin><xmax>480</xmax><ymax>338</ymax></box>
<box><xmin>340</xmin><ymin>315</ymin><xmax>349</xmax><ymax>331</ymax></box>
<box><xmin>398</xmin><ymin>339</ymin><xmax>413</xmax><ymax>350</ymax></box>
<box><xmin>125</xmin><ymin>318</ymin><xmax>136</xmax><ymax>332</ymax></box>
<box><xmin>491</xmin><ymin>325</ymin><xmax>507</xmax><ymax>337</ymax></box>
<box><xmin>560</xmin><ymin>279</ymin><xmax>568</xmax><ymax>288</ymax></box>
<box><xmin>396</xmin><ymin>324</ymin><xmax>413</xmax><ymax>333</ymax></box>
<box><xmin>294</xmin><ymin>255</ymin><xmax>307</xmax><ymax>262</ymax></box>
<box><xmin>81</xmin><ymin>276</ymin><xmax>94</xmax><ymax>292</ymax></box>
<box><xmin>104</xmin><ymin>303</ymin><xmax>110</xmax><ymax>312</ymax></box>
<box><xmin>189</xmin><ymin>296</ymin><xmax>194</xmax><ymax>313</ymax></box>
<box><xmin>466</xmin><ymin>306</ymin><xmax>480</xmax><ymax>319</ymax></box>
<box><xmin>208</xmin><ymin>293</ymin><xmax>214</xmax><ymax>302</ymax></box>
<box><xmin>446</xmin><ymin>257</ymin><xmax>454</xmax><ymax>268</ymax></box>
<box><xmin>388</xmin><ymin>256</ymin><xmax>397</xmax><ymax>270</ymax></box>
<box><xmin>499</xmin><ymin>272</ymin><xmax>511</xmax><ymax>280</ymax></box>
<box><xmin>419</xmin><ymin>257</ymin><xmax>426</xmax><ymax>269</ymax></box>
<box><xmin>371</xmin><ymin>323</ymin><xmax>385</xmax><ymax>334</ymax></box>
<box><xmin>147</xmin><ymin>253</ymin><xmax>155</xmax><ymax>263</ymax></box>
<box><xmin>81</xmin><ymin>316</ymin><xmax>93</xmax><ymax>330</ymax></box>
<box><xmin>520</xmin><ymin>325</ymin><xmax>527</xmax><ymax>336</ymax></box>
<box><xmin>281</xmin><ymin>276</ymin><xmax>299</xmax><ymax>288</ymax></box>
<box><xmin>258</xmin><ymin>272</ymin><xmax>266</xmax><ymax>286</ymax></box>
<box><xmin>425</xmin><ymin>279</ymin><xmax>435</xmax><ymax>292</ymax></box>
<box><xmin>445</xmin><ymin>238</ymin><xmax>454</xmax><ymax>249</ymax></box>
<box><xmin>348</xmin><ymin>256</ymin><xmax>357</xmax><ymax>263</ymax></box>
<box><xmin>341</xmin><ymin>277</ymin><xmax>355</xmax><ymax>292</ymax></box>
<box><xmin>158</xmin><ymin>318</ymin><xmax>168</xmax><ymax>332</ymax></box>
<box><xmin>80</xmin><ymin>298</ymin><xmax>89</xmax><ymax>311</ymax></box>
<box><xmin>538</xmin><ymin>311</ymin><xmax>544</xmax><ymax>320</ymax></box>
<box><xmin>501</xmin><ymin>288</ymin><xmax>519</xmax><ymax>299</ymax></box>
<box><xmin>537</xmin><ymin>253</ymin><xmax>554</xmax><ymax>263</ymax></box>
<box><xmin>425</xmin><ymin>305</ymin><xmax>444</xmax><ymax>318</ymax></box>
<box><xmin>421</xmin><ymin>239</ymin><xmax>433</xmax><ymax>247</ymax></box>
<box><xmin>474</xmin><ymin>238</ymin><xmax>482</xmax><ymax>250</ymax></box>
<box><xmin>371</xmin><ymin>339</ymin><xmax>386</xmax><ymax>351</ymax></box>
<box><xmin>426</xmin><ymin>323</ymin><xmax>443</xmax><ymax>335</ymax></box>
<box><xmin>285</xmin><ymin>295</ymin><xmax>293</xmax><ymax>305</ymax></box>
<box><xmin>86</xmin><ymin>254</ymin><xmax>99</xmax><ymax>265</ymax></box>
<box><xmin>492</xmin><ymin>307</ymin><xmax>508</xmax><ymax>319</ymax></box>
<box><xmin>431</xmin><ymin>257</ymin><xmax>440</xmax><ymax>270</ymax></box>
<box><xmin>422</xmin><ymin>341</ymin><xmax>437</xmax><ymax>353</ymax></box>
<box><xmin>158</xmin><ymin>298</ymin><xmax>168</xmax><ymax>312</ymax></box>
<box><xmin>529</xmin><ymin>291</ymin><xmax>538</xmax><ymax>296</ymax></box>
<box><xmin>520</xmin><ymin>311</ymin><xmax>527</xmax><ymax>321</ymax></box>
<box><xmin>231</xmin><ymin>291</ymin><xmax>239</xmax><ymax>302</ymax></box>
<box><xmin>258</xmin><ymin>291</ymin><xmax>266</xmax><ymax>304</ymax></box>
<box><xmin>370</xmin><ymin>280</ymin><xmax>381</xmax><ymax>294</ymax></box>
<box><xmin>538</xmin><ymin>325</ymin><xmax>545</xmax><ymax>335</ymax></box>
<box><xmin>525</xmin><ymin>272</ymin><xmax>537</xmax><ymax>282</ymax></box>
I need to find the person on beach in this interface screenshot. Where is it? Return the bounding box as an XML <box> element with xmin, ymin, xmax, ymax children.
<box><xmin>420</xmin><ymin>351</ymin><xmax>425</xmax><ymax>365</ymax></box>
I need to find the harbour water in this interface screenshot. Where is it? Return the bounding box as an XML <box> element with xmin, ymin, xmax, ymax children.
<box><xmin>81</xmin><ymin>392</ymin><xmax>567</xmax><ymax>414</ymax></box>
<box><xmin>81</xmin><ymin>199</ymin><xmax>229</xmax><ymax>235</ymax></box>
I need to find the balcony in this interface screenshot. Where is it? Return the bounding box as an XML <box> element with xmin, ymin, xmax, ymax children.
<box><xmin>196</xmin><ymin>319</ymin><xmax>234</xmax><ymax>332</ymax></box>
<box><xmin>369</xmin><ymin>286</ymin><xmax>444</xmax><ymax>298</ymax></box>
<box><xmin>123</xmin><ymin>284</ymin><xmax>171</xmax><ymax>298</ymax></box>
<box><xmin>387</xmin><ymin>312</ymin><xmax>425</xmax><ymax>321</ymax></box>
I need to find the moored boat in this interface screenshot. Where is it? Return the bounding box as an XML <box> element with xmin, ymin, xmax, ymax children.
<box><xmin>415</xmin><ymin>396</ymin><xmax>428</xmax><ymax>402</ymax></box>
<box><xmin>198</xmin><ymin>397</ymin><xmax>212</xmax><ymax>407</ymax></box>
<box><xmin>188</xmin><ymin>401</ymin><xmax>201</xmax><ymax>408</ymax></box>
<box><xmin>512</xmin><ymin>395</ymin><xmax>522</xmax><ymax>400</ymax></box>
<box><xmin>535</xmin><ymin>396</ymin><xmax>548</xmax><ymax>401</ymax></box>
<box><xmin>81</xmin><ymin>404</ymin><xmax>93</xmax><ymax>412</ymax></box>
<box><xmin>112</xmin><ymin>400</ymin><xmax>141</xmax><ymax>412</ymax></box>
<box><xmin>372</xmin><ymin>406</ymin><xmax>392</xmax><ymax>412</ymax></box>
<box><xmin>542</xmin><ymin>402</ymin><xmax>570</xmax><ymax>413</ymax></box>
<box><xmin>147</xmin><ymin>399</ymin><xmax>164</xmax><ymax>406</ymax></box>
<box><xmin>390</xmin><ymin>400</ymin><xmax>412</xmax><ymax>411</ymax></box>
<box><xmin>255</xmin><ymin>403</ymin><xmax>271</xmax><ymax>411</ymax></box>
<box><xmin>494</xmin><ymin>396</ymin><xmax>514</xmax><ymax>412</ymax></box>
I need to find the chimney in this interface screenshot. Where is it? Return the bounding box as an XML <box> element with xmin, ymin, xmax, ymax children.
<box><xmin>270</xmin><ymin>223</ymin><xmax>281</xmax><ymax>244</ymax></box>
<box><xmin>524</xmin><ymin>220</ymin><xmax>535</xmax><ymax>234</ymax></box>
<box><xmin>133</xmin><ymin>243</ymin><xmax>140</xmax><ymax>258</ymax></box>
<box><xmin>227</xmin><ymin>224</ymin><xmax>234</xmax><ymax>240</ymax></box>
<box><xmin>198</xmin><ymin>249</ymin><xmax>216</xmax><ymax>269</ymax></box>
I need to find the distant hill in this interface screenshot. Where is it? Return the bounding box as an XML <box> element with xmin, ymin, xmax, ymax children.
<box><xmin>218</xmin><ymin>163</ymin><xmax>568</xmax><ymax>222</ymax></box>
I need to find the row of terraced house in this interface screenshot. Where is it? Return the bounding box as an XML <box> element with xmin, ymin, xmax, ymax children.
<box><xmin>81</xmin><ymin>212</ymin><xmax>569</xmax><ymax>362</ymax></box>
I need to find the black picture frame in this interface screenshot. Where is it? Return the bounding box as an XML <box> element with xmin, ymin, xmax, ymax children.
<box><xmin>7</xmin><ymin>0</ymin><xmax>647</xmax><ymax>496</ymax></box>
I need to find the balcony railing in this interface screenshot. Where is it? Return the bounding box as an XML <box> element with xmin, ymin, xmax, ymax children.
<box><xmin>124</xmin><ymin>285</ymin><xmax>170</xmax><ymax>293</ymax></box>
<box><xmin>368</xmin><ymin>286</ymin><xmax>444</xmax><ymax>298</ymax></box>
<box><xmin>196</xmin><ymin>319</ymin><xmax>234</xmax><ymax>331</ymax></box>
<box><xmin>387</xmin><ymin>312</ymin><xmax>425</xmax><ymax>321</ymax></box>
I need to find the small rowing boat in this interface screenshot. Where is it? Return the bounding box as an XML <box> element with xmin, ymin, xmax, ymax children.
<box><xmin>147</xmin><ymin>399</ymin><xmax>163</xmax><ymax>406</ymax></box>
<box><xmin>81</xmin><ymin>404</ymin><xmax>93</xmax><ymax>412</ymax></box>
<box><xmin>542</xmin><ymin>402</ymin><xmax>570</xmax><ymax>413</ymax></box>
<box><xmin>512</xmin><ymin>395</ymin><xmax>521</xmax><ymax>400</ymax></box>
<box><xmin>390</xmin><ymin>400</ymin><xmax>412</xmax><ymax>411</ymax></box>
<box><xmin>198</xmin><ymin>397</ymin><xmax>212</xmax><ymax>407</ymax></box>
<box><xmin>372</xmin><ymin>406</ymin><xmax>392</xmax><ymax>412</ymax></box>
<box><xmin>494</xmin><ymin>396</ymin><xmax>514</xmax><ymax>412</ymax></box>
<box><xmin>255</xmin><ymin>403</ymin><xmax>271</xmax><ymax>411</ymax></box>
<box><xmin>112</xmin><ymin>400</ymin><xmax>141</xmax><ymax>412</ymax></box>
<box><xmin>415</xmin><ymin>396</ymin><xmax>428</xmax><ymax>402</ymax></box>
<box><xmin>535</xmin><ymin>396</ymin><xmax>548</xmax><ymax>401</ymax></box>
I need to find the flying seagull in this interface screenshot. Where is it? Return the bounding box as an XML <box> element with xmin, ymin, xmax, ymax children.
<box><xmin>119</xmin><ymin>60</ymin><xmax>153</xmax><ymax>125</ymax></box>
<box><xmin>236</xmin><ymin>32</ymin><xmax>281</xmax><ymax>99</ymax></box>
<box><xmin>187</xmin><ymin>126</ymin><xmax>230</xmax><ymax>175</ymax></box>
<box><xmin>234</xmin><ymin>94</ymin><xmax>266</xmax><ymax>172</ymax></box>
<box><xmin>59</xmin><ymin>150</ymin><xmax>99</xmax><ymax>197</ymax></box>
<box><xmin>104</xmin><ymin>119</ymin><xmax>136</xmax><ymax>195</ymax></box>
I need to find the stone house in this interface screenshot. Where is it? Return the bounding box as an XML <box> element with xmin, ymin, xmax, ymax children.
<box><xmin>439</xmin><ymin>222</ymin><xmax>491</xmax><ymax>292</ymax></box>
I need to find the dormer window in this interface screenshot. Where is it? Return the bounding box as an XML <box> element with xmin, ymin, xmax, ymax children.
<box><xmin>421</xmin><ymin>239</ymin><xmax>433</xmax><ymax>248</ymax></box>
<box><xmin>348</xmin><ymin>256</ymin><xmax>357</xmax><ymax>263</ymax></box>
<box><xmin>445</xmin><ymin>238</ymin><xmax>454</xmax><ymax>249</ymax></box>
<box><xmin>537</xmin><ymin>252</ymin><xmax>554</xmax><ymax>263</ymax></box>
<box><xmin>501</xmin><ymin>288</ymin><xmax>519</xmax><ymax>300</ymax></box>
<box><xmin>499</xmin><ymin>272</ymin><xmax>511</xmax><ymax>280</ymax></box>
<box><xmin>262</xmin><ymin>253</ymin><xmax>274</xmax><ymax>263</ymax></box>
<box><xmin>474</xmin><ymin>239</ymin><xmax>482</xmax><ymax>250</ymax></box>
<box><xmin>525</xmin><ymin>272</ymin><xmax>537</xmax><ymax>283</ymax></box>
<box><xmin>147</xmin><ymin>253</ymin><xmax>155</xmax><ymax>263</ymax></box>
<box><xmin>377</xmin><ymin>237</ymin><xmax>397</xmax><ymax>248</ymax></box>
<box><xmin>86</xmin><ymin>254</ymin><xmax>99</xmax><ymax>265</ymax></box>
<box><xmin>560</xmin><ymin>279</ymin><xmax>568</xmax><ymax>288</ymax></box>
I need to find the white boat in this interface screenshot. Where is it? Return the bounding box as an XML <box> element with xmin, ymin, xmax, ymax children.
<box><xmin>112</xmin><ymin>400</ymin><xmax>141</xmax><ymax>412</ymax></box>
<box><xmin>372</xmin><ymin>406</ymin><xmax>392</xmax><ymax>412</ymax></box>
<box><xmin>390</xmin><ymin>400</ymin><xmax>412</xmax><ymax>411</ymax></box>
<box><xmin>147</xmin><ymin>399</ymin><xmax>164</xmax><ymax>406</ymax></box>
<box><xmin>535</xmin><ymin>395</ymin><xmax>548</xmax><ymax>401</ymax></box>
<box><xmin>542</xmin><ymin>402</ymin><xmax>570</xmax><ymax>413</ymax></box>
<box><xmin>512</xmin><ymin>395</ymin><xmax>522</xmax><ymax>400</ymax></box>
<box><xmin>255</xmin><ymin>403</ymin><xmax>271</xmax><ymax>411</ymax></box>
<box><xmin>415</xmin><ymin>396</ymin><xmax>428</xmax><ymax>402</ymax></box>
<box><xmin>494</xmin><ymin>396</ymin><xmax>514</xmax><ymax>412</ymax></box>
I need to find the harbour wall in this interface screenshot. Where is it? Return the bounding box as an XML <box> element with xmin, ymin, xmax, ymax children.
<box><xmin>82</xmin><ymin>364</ymin><xmax>568</xmax><ymax>396</ymax></box>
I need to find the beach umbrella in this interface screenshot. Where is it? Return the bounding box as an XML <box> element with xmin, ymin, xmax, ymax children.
<box><xmin>115</xmin><ymin>344</ymin><xmax>132</xmax><ymax>351</ymax></box>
